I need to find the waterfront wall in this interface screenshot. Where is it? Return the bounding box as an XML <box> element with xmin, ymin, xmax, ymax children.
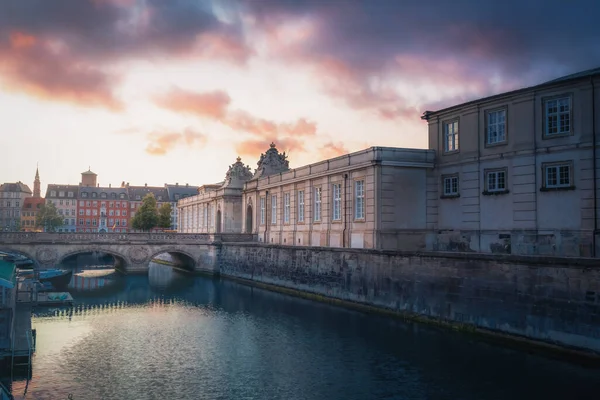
<box><xmin>218</xmin><ymin>243</ymin><xmax>600</xmax><ymax>354</ymax></box>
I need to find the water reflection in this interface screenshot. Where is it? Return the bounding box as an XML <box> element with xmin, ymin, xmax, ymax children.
<box><xmin>3</xmin><ymin>263</ymin><xmax>600</xmax><ymax>399</ymax></box>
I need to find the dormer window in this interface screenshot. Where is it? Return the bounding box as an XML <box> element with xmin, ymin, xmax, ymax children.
<box><xmin>92</xmin><ymin>192</ymin><xmax>97</xmax><ymax>198</ymax></box>
<box><xmin>81</xmin><ymin>192</ymin><xmax>88</xmax><ymax>198</ymax></box>
<box><xmin>157</xmin><ymin>196</ymin><xmax>162</xmax><ymax>201</ymax></box>
<box><xmin>111</xmin><ymin>193</ymin><xmax>116</xmax><ymax>199</ymax></box>
<box><xmin>119</xmin><ymin>193</ymin><xmax>125</xmax><ymax>199</ymax></box>
<box><xmin>101</xmin><ymin>192</ymin><xmax>107</xmax><ymax>198</ymax></box>
<box><xmin>136</xmin><ymin>195</ymin><xmax>141</xmax><ymax>200</ymax></box>
<box><xmin>50</xmin><ymin>191</ymin><xmax>56</xmax><ymax>197</ymax></box>
<box><xmin>174</xmin><ymin>194</ymin><xmax>180</xmax><ymax>200</ymax></box>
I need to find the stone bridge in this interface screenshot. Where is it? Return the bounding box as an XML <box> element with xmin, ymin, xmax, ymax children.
<box><xmin>0</xmin><ymin>232</ymin><xmax>256</xmax><ymax>274</ymax></box>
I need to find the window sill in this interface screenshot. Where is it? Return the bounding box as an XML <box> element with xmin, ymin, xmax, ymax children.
<box><xmin>482</xmin><ymin>190</ymin><xmax>510</xmax><ymax>196</ymax></box>
<box><xmin>440</xmin><ymin>194</ymin><xmax>460</xmax><ymax>199</ymax></box>
<box><xmin>540</xmin><ymin>186</ymin><xmax>576</xmax><ymax>192</ymax></box>
<box><xmin>542</xmin><ymin>132</ymin><xmax>573</xmax><ymax>139</ymax></box>
<box><xmin>353</xmin><ymin>218</ymin><xmax>366</xmax><ymax>222</ymax></box>
<box><xmin>484</xmin><ymin>141</ymin><xmax>507</xmax><ymax>148</ymax></box>
<box><xmin>443</xmin><ymin>150</ymin><xmax>460</xmax><ymax>155</ymax></box>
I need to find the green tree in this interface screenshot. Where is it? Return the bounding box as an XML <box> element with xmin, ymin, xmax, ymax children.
<box><xmin>131</xmin><ymin>193</ymin><xmax>159</xmax><ymax>231</ymax></box>
<box><xmin>158</xmin><ymin>203</ymin><xmax>172</xmax><ymax>229</ymax></box>
<box><xmin>36</xmin><ymin>202</ymin><xmax>64</xmax><ymax>232</ymax></box>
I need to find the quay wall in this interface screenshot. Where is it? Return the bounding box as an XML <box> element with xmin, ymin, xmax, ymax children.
<box><xmin>217</xmin><ymin>243</ymin><xmax>600</xmax><ymax>355</ymax></box>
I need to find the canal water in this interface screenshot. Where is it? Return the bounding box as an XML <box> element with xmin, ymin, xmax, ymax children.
<box><xmin>4</xmin><ymin>262</ymin><xmax>600</xmax><ymax>399</ymax></box>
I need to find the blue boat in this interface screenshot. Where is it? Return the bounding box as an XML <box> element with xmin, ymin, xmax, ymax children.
<box><xmin>18</xmin><ymin>269</ymin><xmax>73</xmax><ymax>287</ymax></box>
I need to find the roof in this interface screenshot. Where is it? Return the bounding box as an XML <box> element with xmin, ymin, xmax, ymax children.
<box><xmin>128</xmin><ymin>186</ymin><xmax>169</xmax><ymax>202</ymax></box>
<box><xmin>0</xmin><ymin>182</ymin><xmax>32</xmax><ymax>194</ymax></box>
<box><xmin>81</xmin><ymin>169</ymin><xmax>97</xmax><ymax>175</ymax></box>
<box><xmin>23</xmin><ymin>197</ymin><xmax>46</xmax><ymax>209</ymax></box>
<box><xmin>45</xmin><ymin>184</ymin><xmax>79</xmax><ymax>198</ymax></box>
<box><xmin>0</xmin><ymin>261</ymin><xmax>16</xmax><ymax>289</ymax></box>
<box><xmin>79</xmin><ymin>186</ymin><xmax>129</xmax><ymax>199</ymax></box>
<box><xmin>422</xmin><ymin>66</ymin><xmax>600</xmax><ymax>120</ymax></box>
<box><xmin>164</xmin><ymin>184</ymin><xmax>200</xmax><ymax>201</ymax></box>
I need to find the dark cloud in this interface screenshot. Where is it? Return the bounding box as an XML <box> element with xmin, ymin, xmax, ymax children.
<box><xmin>239</xmin><ymin>0</ymin><xmax>600</xmax><ymax>113</ymax></box>
<box><xmin>0</xmin><ymin>0</ymin><xmax>251</xmax><ymax>108</ymax></box>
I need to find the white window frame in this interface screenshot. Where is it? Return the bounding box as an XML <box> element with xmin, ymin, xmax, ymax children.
<box><xmin>332</xmin><ymin>183</ymin><xmax>342</xmax><ymax>221</ymax></box>
<box><xmin>545</xmin><ymin>96</ymin><xmax>571</xmax><ymax>137</ymax></box>
<box><xmin>442</xmin><ymin>175</ymin><xmax>459</xmax><ymax>196</ymax></box>
<box><xmin>543</xmin><ymin>162</ymin><xmax>573</xmax><ymax>189</ymax></box>
<box><xmin>260</xmin><ymin>197</ymin><xmax>265</xmax><ymax>225</ymax></box>
<box><xmin>485</xmin><ymin>169</ymin><xmax>507</xmax><ymax>193</ymax></box>
<box><xmin>271</xmin><ymin>195</ymin><xmax>277</xmax><ymax>224</ymax></box>
<box><xmin>314</xmin><ymin>187</ymin><xmax>322</xmax><ymax>222</ymax></box>
<box><xmin>443</xmin><ymin>120</ymin><xmax>459</xmax><ymax>152</ymax></box>
<box><xmin>486</xmin><ymin>109</ymin><xmax>506</xmax><ymax>145</ymax></box>
<box><xmin>298</xmin><ymin>191</ymin><xmax>305</xmax><ymax>222</ymax></box>
<box><xmin>354</xmin><ymin>180</ymin><xmax>365</xmax><ymax>220</ymax></box>
<box><xmin>284</xmin><ymin>192</ymin><xmax>290</xmax><ymax>223</ymax></box>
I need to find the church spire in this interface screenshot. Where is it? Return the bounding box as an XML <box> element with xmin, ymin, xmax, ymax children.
<box><xmin>33</xmin><ymin>163</ymin><xmax>41</xmax><ymax>198</ymax></box>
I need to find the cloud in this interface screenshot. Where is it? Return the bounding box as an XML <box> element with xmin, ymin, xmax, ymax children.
<box><xmin>145</xmin><ymin>127</ymin><xmax>207</xmax><ymax>156</ymax></box>
<box><xmin>240</xmin><ymin>0</ymin><xmax>600</xmax><ymax>115</ymax></box>
<box><xmin>0</xmin><ymin>0</ymin><xmax>252</xmax><ymax>108</ymax></box>
<box><xmin>318</xmin><ymin>142</ymin><xmax>349</xmax><ymax>160</ymax></box>
<box><xmin>234</xmin><ymin>138</ymin><xmax>306</xmax><ymax>160</ymax></box>
<box><xmin>154</xmin><ymin>87</ymin><xmax>231</xmax><ymax>119</ymax></box>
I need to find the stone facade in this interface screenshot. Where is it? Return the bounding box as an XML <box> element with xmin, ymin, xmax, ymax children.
<box><xmin>45</xmin><ymin>184</ymin><xmax>79</xmax><ymax>232</ymax></box>
<box><xmin>178</xmin><ymin>157</ymin><xmax>254</xmax><ymax>234</ymax></box>
<box><xmin>423</xmin><ymin>67</ymin><xmax>600</xmax><ymax>257</ymax></box>
<box><xmin>0</xmin><ymin>182</ymin><xmax>32</xmax><ymax>231</ymax></box>
<box><xmin>218</xmin><ymin>243</ymin><xmax>600</xmax><ymax>354</ymax></box>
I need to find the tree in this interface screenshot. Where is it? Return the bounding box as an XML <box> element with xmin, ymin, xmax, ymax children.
<box><xmin>36</xmin><ymin>202</ymin><xmax>64</xmax><ymax>232</ymax></box>
<box><xmin>158</xmin><ymin>203</ymin><xmax>172</xmax><ymax>229</ymax></box>
<box><xmin>131</xmin><ymin>193</ymin><xmax>159</xmax><ymax>231</ymax></box>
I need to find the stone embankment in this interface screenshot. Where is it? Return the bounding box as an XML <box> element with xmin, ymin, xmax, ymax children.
<box><xmin>217</xmin><ymin>243</ymin><xmax>600</xmax><ymax>360</ymax></box>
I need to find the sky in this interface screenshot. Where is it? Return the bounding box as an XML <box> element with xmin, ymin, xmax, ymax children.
<box><xmin>2</xmin><ymin>0</ymin><xmax>600</xmax><ymax>195</ymax></box>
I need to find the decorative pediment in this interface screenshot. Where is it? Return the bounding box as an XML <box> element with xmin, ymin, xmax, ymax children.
<box><xmin>252</xmin><ymin>142</ymin><xmax>290</xmax><ymax>179</ymax></box>
<box><xmin>222</xmin><ymin>156</ymin><xmax>253</xmax><ymax>189</ymax></box>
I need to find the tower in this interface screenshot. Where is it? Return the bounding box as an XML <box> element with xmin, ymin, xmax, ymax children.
<box><xmin>80</xmin><ymin>167</ymin><xmax>98</xmax><ymax>187</ymax></box>
<box><xmin>33</xmin><ymin>164</ymin><xmax>41</xmax><ymax>198</ymax></box>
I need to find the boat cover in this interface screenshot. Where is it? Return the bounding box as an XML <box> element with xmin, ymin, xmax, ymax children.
<box><xmin>0</xmin><ymin>261</ymin><xmax>16</xmax><ymax>289</ymax></box>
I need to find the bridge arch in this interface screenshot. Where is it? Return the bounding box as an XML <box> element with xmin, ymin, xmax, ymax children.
<box><xmin>0</xmin><ymin>247</ymin><xmax>36</xmax><ymax>263</ymax></box>
<box><xmin>58</xmin><ymin>249</ymin><xmax>128</xmax><ymax>270</ymax></box>
<box><xmin>149</xmin><ymin>248</ymin><xmax>197</xmax><ymax>272</ymax></box>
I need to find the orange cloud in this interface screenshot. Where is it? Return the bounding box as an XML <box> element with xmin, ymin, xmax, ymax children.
<box><xmin>145</xmin><ymin>127</ymin><xmax>207</xmax><ymax>156</ymax></box>
<box><xmin>0</xmin><ymin>31</ymin><xmax>123</xmax><ymax>111</ymax></box>
<box><xmin>235</xmin><ymin>138</ymin><xmax>305</xmax><ymax>160</ymax></box>
<box><xmin>153</xmin><ymin>87</ymin><xmax>231</xmax><ymax>119</ymax></box>
<box><xmin>194</xmin><ymin>32</ymin><xmax>254</xmax><ymax>65</ymax></box>
<box><xmin>318</xmin><ymin>141</ymin><xmax>349</xmax><ymax>159</ymax></box>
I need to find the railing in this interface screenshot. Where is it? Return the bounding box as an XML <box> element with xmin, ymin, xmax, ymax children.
<box><xmin>0</xmin><ymin>232</ymin><xmax>256</xmax><ymax>244</ymax></box>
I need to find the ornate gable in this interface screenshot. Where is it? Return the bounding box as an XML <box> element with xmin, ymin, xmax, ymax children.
<box><xmin>222</xmin><ymin>157</ymin><xmax>253</xmax><ymax>189</ymax></box>
<box><xmin>252</xmin><ymin>142</ymin><xmax>290</xmax><ymax>179</ymax></box>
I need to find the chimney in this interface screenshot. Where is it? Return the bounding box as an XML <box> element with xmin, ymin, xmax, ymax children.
<box><xmin>176</xmin><ymin>183</ymin><xmax>179</xmax><ymax>186</ymax></box>
<box><xmin>97</xmin><ymin>184</ymin><xmax>99</xmax><ymax>187</ymax></box>
<box><xmin>109</xmin><ymin>184</ymin><xmax>111</xmax><ymax>188</ymax></box>
<box><xmin>186</xmin><ymin>183</ymin><xmax>189</xmax><ymax>187</ymax></box>
<box><xmin>145</xmin><ymin>183</ymin><xmax>147</xmax><ymax>187</ymax></box>
<box><xmin>121</xmin><ymin>181</ymin><xmax>125</xmax><ymax>188</ymax></box>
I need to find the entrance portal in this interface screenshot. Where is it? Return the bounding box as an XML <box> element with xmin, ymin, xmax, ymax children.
<box><xmin>246</xmin><ymin>205</ymin><xmax>253</xmax><ymax>233</ymax></box>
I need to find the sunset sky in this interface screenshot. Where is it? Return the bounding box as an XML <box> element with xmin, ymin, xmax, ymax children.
<box><xmin>2</xmin><ymin>0</ymin><xmax>600</xmax><ymax>194</ymax></box>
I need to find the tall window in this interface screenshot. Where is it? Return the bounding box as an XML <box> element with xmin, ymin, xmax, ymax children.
<box><xmin>271</xmin><ymin>195</ymin><xmax>277</xmax><ymax>224</ymax></box>
<box><xmin>443</xmin><ymin>120</ymin><xmax>459</xmax><ymax>152</ymax></box>
<box><xmin>354</xmin><ymin>180</ymin><xmax>365</xmax><ymax>219</ymax></box>
<box><xmin>332</xmin><ymin>183</ymin><xmax>342</xmax><ymax>221</ymax></box>
<box><xmin>260</xmin><ymin>197</ymin><xmax>265</xmax><ymax>225</ymax></box>
<box><xmin>545</xmin><ymin>97</ymin><xmax>571</xmax><ymax>136</ymax></box>
<box><xmin>487</xmin><ymin>109</ymin><xmax>506</xmax><ymax>145</ymax></box>
<box><xmin>298</xmin><ymin>191</ymin><xmax>305</xmax><ymax>222</ymax></box>
<box><xmin>284</xmin><ymin>193</ymin><xmax>290</xmax><ymax>223</ymax></box>
<box><xmin>314</xmin><ymin>187</ymin><xmax>322</xmax><ymax>221</ymax></box>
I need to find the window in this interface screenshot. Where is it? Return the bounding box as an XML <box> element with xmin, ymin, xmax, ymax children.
<box><xmin>79</xmin><ymin>210</ymin><xmax>84</xmax><ymax>216</ymax></box>
<box><xmin>116</xmin><ymin>202</ymin><xmax>120</xmax><ymax>208</ymax></box>
<box><xmin>111</xmin><ymin>193</ymin><xmax>116</xmax><ymax>199</ymax></box>
<box><xmin>484</xmin><ymin>169</ymin><xmax>507</xmax><ymax>193</ymax></box>
<box><xmin>50</xmin><ymin>191</ymin><xmax>56</xmax><ymax>197</ymax></box>
<box><xmin>543</xmin><ymin>162</ymin><xmax>573</xmax><ymax>189</ymax></box>
<box><xmin>271</xmin><ymin>195</ymin><xmax>277</xmax><ymax>224</ymax></box>
<box><xmin>122</xmin><ymin>210</ymin><xmax>127</xmax><ymax>216</ymax></box>
<box><xmin>79</xmin><ymin>201</ymin><xmax>84</xmax><ymax>207</ymax></box>
<box><xmin>59</xmin><ymin>191</ymin><xmax>65</xmax><ymax>197</ymax></box>
<box><xmin>314</xmin><ymin>187</ymin><xmax>322</xmax><ymax>221</ymax></box>
<box><xmin>442</xmin><ymin>175</ymin><xmax>459</xmax><ymax>197</ymax></box>
<box><xmin>59</xmin><ymin>209</ymin><xmax>64</xmax><ymax>215</ymax></box>
<box><xmin>86</xmin><ymin>209</ymin><xmax>91</xmax><ymax>216</ymax></box>
<box><xmin>487</xmin><ymin>109</ymin><xmax>506</xmax><ymax>145</ymax></box>
<box><xmin>122</xmin><ymin>219</ymin><xmax>127</xmax><ymax>226</ymax></box>
<box><xmin>354</xmin><ymin>180</ymin><xmax>365</xmax><ymax>219</ymax></box>
<box><xmin>93</xmin><ymin>209</ymin><xmax>98</xmax><ymax>216</ymax></box>
<box><xmin>120</xmin><ymin>193</ymin><xmax>125</xmax><ymax>199</ymax></box>
<box><xmin>59</xmin><ymin>200</ymin><xmax>63</xmax><ymax>206</ymax></box>
<box><xmin>298</xmin><ymin>191</ymin><xmax>305</xmax><ymax>222</ymax></box>
<box><xmin>65</xmin><ymin>210</ymin><xmax>70</xmax><ymax>216</ymax></box>
<box><xmin>116</xmin><ymin>210</ymin><xmax>121</xmax><ymax>217</ymax></box>
<box><xmin>545</xmin><ymin>97</ymin><xmax>571</xmax><ymax>136</ymax></box>
<box><xmin>81</xmin><ymin>192</ymin><xmax>88</xmax><ymax>198</ymax></box>
<box><xmin>122</xmin><ymin>202</ymin><xmax>127</xmax><ymax>208</ymax></box>
<box><xmin>92</xmin><ymin>201</ymin><xmax>97</xmax><ymax>207</ymax></box>
<box><xmin>135</xmin><ymin>195</ymin><xmax>141</xmax><ymax>200</ymax></box>
<box><xmin>71</xmin><ymin>219</ymin><xmax>75</xmax><ymax>225</ymax></box>
<box><xmin>86</xmin><ymin>201</ymin><xmax>91</xmax><ymax>207</ymax></box>
<box><xmin>260</xmin><ymin>197</ymin><xmax>265</xmax><ymax>225</ymax></box>
<box><xmin>101</xmin><ymin>193</ymin><xmax>107</xmax><ymax>199</ymax></box>
<box><xmin>92</xmin><ymin>219</ymin><xmax>97</xmax><ymax>226</ymax></box>
<box><xmin>175</xmin><ymin>194</ymin><xmax>180</xmax><ymax>201</ymax></box>
<box><xmin>332</xmin><ymin>183</ymin><xmax>342</xmax><ymax>221</ymax></box>
<box><xmin>68</xmin><ymin>192</ymin><xmax>74</xmax><ymax>198</ymax></box>
<box><xmin>86</xmin><ymin>219</ymin><xmax>91</xmax><ymax>226</ymax></box>
<box><xmin>79</xmin><ymin>219</ymin><xmax>84</xmax><ymax>225</ymax></box>
<box><xmin>443</xmin><ymin>120</ymin><xmax>459</xmax><ymax>152</ymax></box>
<box><xmin>284</xmin><ymin>193</ymin><xmax>290</xmax><ymax>223</ymax></box>
<box><xmin>109</xmin><ymin>210</ymin><xmax>114</xmax><ymax>216</ymax></box>
<box><xmin>109</xmin><ymin>218</ymin><xmax>114</xmax><ymax>225</ymax></box>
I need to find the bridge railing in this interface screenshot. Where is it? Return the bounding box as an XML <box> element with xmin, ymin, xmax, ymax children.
<box><xmin>0</xmin><ymin>232</ymin><xmax>256</xmax><ymax>244</ymax></box>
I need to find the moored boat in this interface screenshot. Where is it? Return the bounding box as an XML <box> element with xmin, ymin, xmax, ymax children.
<box><xmin>18</xmin><ymin>269</ymin><xmax>73</xmax><ymax>287</ymax></box>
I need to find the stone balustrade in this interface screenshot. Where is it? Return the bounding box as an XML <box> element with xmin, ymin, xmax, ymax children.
<box><xmin>0</xmin><ymin>232</ymin><xmax>256</xmax><ymax>244</ymax></box>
